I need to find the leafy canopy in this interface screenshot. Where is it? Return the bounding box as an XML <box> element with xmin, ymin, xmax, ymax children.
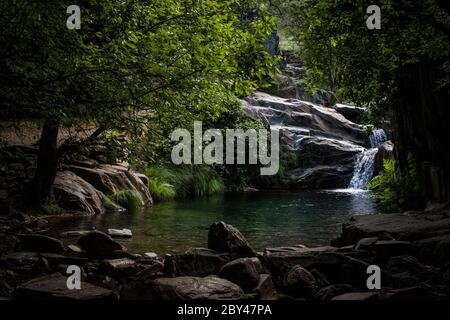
<box><xmin>0</xmin><ymin>0</ymin><xmax>279</xmax><ymax>161</ymax></box>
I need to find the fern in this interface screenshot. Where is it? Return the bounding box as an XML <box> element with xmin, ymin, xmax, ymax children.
<box><xmin>367</xmin><ymin>154</ymin><xmax>423</xmax><ymax>212</ymax></box>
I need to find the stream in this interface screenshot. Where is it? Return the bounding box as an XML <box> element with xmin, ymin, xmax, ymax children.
<box><xmin>48</xmin><ymin>190</ymin><xmax>377</xmax><ymax>255</ymax></box>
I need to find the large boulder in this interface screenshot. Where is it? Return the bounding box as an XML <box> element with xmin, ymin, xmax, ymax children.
<box><xmin>208</xmin><ymin>222</ymin><xmax>256</xmax><ymax>259</ymax></box>
<box><xmin>243</xmin><ymin>92</ymin><xmax>367</xmax><ymax>188</ymax></box>
<box><xmin>283</xmin><ymin>265</ymin><xmax>316</xmax><ymax>297</ymax></box>
<box><xmin>263</xmin><ymin>246</ymin><xmax>341</xmax><ymax>287</ymax></box>
<box><xmin>77</xmin><ymin>231</ymin><xmax>126</xmax><ymax>258</ymax></box>
<box><xmin>68</xmin><ymin>164</ymin><xmax>152</xmax><ymax>206</ymax></box>
<box><xmin>15</xmin><ymin>273</ymin><xmax>117</xmax><ymax>300</ymax></box>
<box><xmin>164</xmin><ymin>248</ymin><xmax>230</xmax><ymax>277</ymax></box>
<box><xmin>17</xmin><ymin>234</ymin><xmax>65</xmax><ymax>253</ymax></box>
<box><xmin>53</xmin><ymin>171</ymin><xmax>105</xmax><ymax>215</ymax></box>
<box><xmin>374</xmin><ymin>140</ymin><xmax>394</xmax><ymax>175</ymax></box>
<box><xmin>243</xmin><ymin>93</ymin><xmax>367</xmax><ymax>146</ymax></box>
<box><xmin>333</xmin><ymin>212</ymin><xmax>450</xmax><ymax>247</ymax></box>
<box><xmin>251</xmin><ymin>274</ymin><xmax>278</xmax><ymax>300</ymax></box>
<box><xmin>334</xmin><ymin>104</ymin><xmax>367</xmax><ymax>124</ymax></box>
<box><xmin>121</xmin><ymin>275</ymin><xmax>243</xmax><ymax>300</ymax></box>
<box><xmin>219</xmin><ymin>257</ymin><xmax>262</xmax><ymax>291</ymax></box>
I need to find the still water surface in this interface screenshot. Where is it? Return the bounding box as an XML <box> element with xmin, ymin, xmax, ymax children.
<box><xmin>49</xmin><ymin>190</ymin><xmax>377</xmax><ymax>255</ymax></box>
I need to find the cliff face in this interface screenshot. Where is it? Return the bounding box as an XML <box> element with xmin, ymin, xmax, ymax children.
<box><xmin>394</xmin><ymin>60</ymin><xmax>450</xmax><ymax>205</ymax></box>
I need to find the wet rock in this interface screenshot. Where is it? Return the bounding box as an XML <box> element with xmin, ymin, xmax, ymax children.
<box><xmin>133</xmin><ymin>260</ymin><xmax>164</xmax><ymax>280</ymax></box>
<box><xmin>164</xmin><ymin>248</ymin><xmax>230</xmax><ymax>277</ymax></box>
<box><xmin>60</xmin><ymin>230</ymin><xmax>92</xmax><ymax>238</ymax></box>
<box><xmin>334</xmin><ymin>104</ymin><xmax>367</xmax><ymax>124</ymax></box>
<box><xmin>355</xmin><ymin>237</ymin><xmax>378</xmax><ymax>251</ymax></box>
<box><xmin>67</xmin><ymin>245</ymin><xmax>82</xmax><ymax>254</ymax></box>
<box><xmin>0</xmin><ymin>252</ymin><xmax>46</xmax><ymax>275</ymax></box>
<box><xmin>374</xmin><ymin>141</ymin><xmax>394</xmax><ymax>175</ymax></box>
<box><xmin>335</xmin><ymin>212</ymin><xmax>450</xmax><ymax>247</ymax></box>
<box><xmin>219</xmin><ymin>257</ymin><xmax>262</xmax><ymax>291</ymax></box>
<box><xmin>314</xmin><ymin>284</ymin><xmax>356</xmax><ymax>300</ymax></box>
<box><xmin>143</xmin><ymin>252</ymin><xmax>158</xmax><ymax>259</ymax></box>
<box><xmin>15</xmin><ymin>273</ymin><xmax>117</xmax><ymax>300</ymax></box>
<box><xmin>121</xmin><ymin>275</ymin><xmax>243</xmax><ymax>300</ymax></box>
<box><xmin>39</xmin><ymin>253</ymin><xmax>88</xmax><ymax>269</ymax></box>
<box><xmin>263</xmin><ymin>247</ymin><xmax>343</xmax><ymax>287</ymax></box>
<box><xmin>68</xmin><ymin>164</ymin><xmax>153</xmax><ymax>206</ymax></box>
<box><xmin>331</xmin><ymin>292</ymin><xmax>378</xmax><ymax>301</ymax></box>
<box><xmin>102</xmin><ymin>258</ymin><xmax>137</xmax><ymax>277</ymax></box>
<box><xmin>243</xmin><ymin>92</ymin><xmax>367</xmax><ymax>188</ymax></box>
<box><xmin>374</xmin><ymin>240</ymin><xmax>413</xmax><ymax>261</ymax></box>
<box><xmin>208</xmin><ymin>221</ymin><xmax>256</xmax><ymax>259</ymax></box>
<box><xmin>283</xmin><ymin>265</ymin><xmax>316</xmax><ymax>297</ymax></box>
<box><xmin>77</xmin><ymin>231</ymin><xmax>126</xmax><ymax>258</ymax></box>
<box><xmin>17</xmin><ymin>234</ymin><xmax>65</xmax><ymax>253</ymax></box>
<box><xmin>251</xmin><ymin>274</ymin><xmax>278</xmax><ymax>300</ymax></box>
<box><xmin>54</xmin><ymin>171</ymin><xmax>105</xmax><ymax>215</ymax></box>
<box><xmin>107</xmin><ymin>228</ymin><xmax>132</xmax><ymax>238</ymax></box>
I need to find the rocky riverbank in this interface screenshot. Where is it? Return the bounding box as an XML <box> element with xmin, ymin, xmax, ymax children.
<box><xmin>1</xmin><ymin>208</ymin><xmax>449</xmax><ymax>300</ymax></box>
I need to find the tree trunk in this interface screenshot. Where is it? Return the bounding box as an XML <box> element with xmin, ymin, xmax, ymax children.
<box><xmin>30</xmin><ymin>118</ymin><xmax>60</xmax><ymax>206</ymax></box>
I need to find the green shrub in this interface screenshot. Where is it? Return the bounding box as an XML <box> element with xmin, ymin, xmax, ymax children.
<box><xmin>367</xmin><ymin>154</ymin><xmax>423</xmax><ymax>212</ymax></box>
<box><xmin>101</xmin><ymin>194</ymin><xmax>123</xmax><ymax>212</ymax></box>
<box><xmin>144</xmin><ymin>165</ymin><xmax>224</xmax><ymax>199</ymax></box>
<box><xmin>148</xmin><ymin>178</ymin><xmax>176</xmax><ymax>202</ymax></box>
<box><xmin>39</xmin><ymin>201</ymin><xmax>61</xmax><ymax>215</ymax></box>
<box><xmin>110</xmin><ymin>189</ymin><xmax>143</xmax><ymax>211</ymax></box>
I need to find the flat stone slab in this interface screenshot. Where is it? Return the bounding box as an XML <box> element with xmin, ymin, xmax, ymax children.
<box><xmin>338</xmin><ymin>212</ymin><xmax>450</xmax><ymax>245</ymax></box>
<box><xmin>107</xmin><ymin>228</ymin><xmax>132</xmax><ymax>238</ymax></box>
<box><xmin>15</xmin><ymin>273</ymin><xmax>118</xmax><ymax>300</ymax></box>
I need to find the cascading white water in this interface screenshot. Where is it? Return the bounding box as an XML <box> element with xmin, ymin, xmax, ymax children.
<box><xmin>348</xmin><ymin>148</ymin><xmax>378</xmax><ymax>189</ymax></box>
<box><xmin>348</xmin><ymin>129</ymin><xmax>387</xmax><ymax>190</ymax></box>
<box><xmin>369</xmin><ymin>128</ymin><xmax>387</xmax><ymax>148</ymax></box>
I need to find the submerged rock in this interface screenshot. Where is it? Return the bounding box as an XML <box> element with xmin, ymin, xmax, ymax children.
<box><xmin>208</xmin><ymin>221</ymin><xmax>256</xmax><ymax>259</ymax></box>
<box><xmin>121</xmin><ymin>275</ymin><xmax>243</xmax><ymax>300</ymax></box>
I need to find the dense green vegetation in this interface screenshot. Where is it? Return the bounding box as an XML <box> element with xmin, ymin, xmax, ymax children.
<box><xmin>263</xmin><ymin>0</ymin><xmax>449</xmax><ymax>209</ymax></box>
<box><xmin>1</xmin><ymin>0</ymin><xmax>448</xmax><ymax>210</ymax></box>
<box><xmin>110</xmin><ymin>189</ymin><xmax>143</xmax><ymax>211</ymax></box>
<box><xmin>145</xmin><ymin>165</ymin><xmax>224</xmax><ymax>201</ymax></box>
<box><xmin>0</xmin><ymin>0</ymin><xmax>278</xmax><ymax>206</ymax></box>
<box><xmin>367</xmin><ymin>156</ymin><xmax>422</xmax><ymax>212</ymax></box>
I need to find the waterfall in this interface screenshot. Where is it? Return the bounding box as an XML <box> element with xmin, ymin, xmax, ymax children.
<box><xmin>369</xmin><ymin>128</ymin><xmax>387</xmax><ymax>148</ymax></box>
<box><xmin>348</xmin><ymin>129</ymin><xmax>387</xmax><ymax>190</ymax></box>
<box><xmin>348</xmin><ymin>148</ymin><xmax>378</xmax><ymax>189</ymax></box>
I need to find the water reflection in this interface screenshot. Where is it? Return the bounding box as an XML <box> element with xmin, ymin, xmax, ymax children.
<box><xmin>48</xmin><ymin>191</ymin><xmax>377</xmax><ymax>255</ymax></box>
